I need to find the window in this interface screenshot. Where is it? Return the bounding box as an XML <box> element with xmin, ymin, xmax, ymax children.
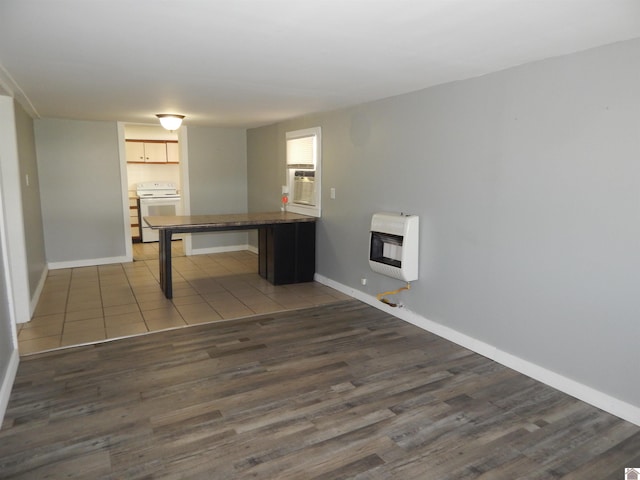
<box><xmin>286</xmin><ymin>134</ymin><xmax>316</xmax><ymax>169</ymax></box>
<box><xmin>286</xmin><ymin>127</ymin><xmax>321</xmax><ymax>217</ymax></box>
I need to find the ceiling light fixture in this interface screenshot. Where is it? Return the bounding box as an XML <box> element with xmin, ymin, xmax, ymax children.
<box><xmin>156</xmin><ymin>114</ymin><xmax>185</xmax><ymax>131</ymax></box>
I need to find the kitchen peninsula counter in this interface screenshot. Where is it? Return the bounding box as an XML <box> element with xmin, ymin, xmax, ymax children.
<box><xmin>144</xmin><ymin>211</ymin><xmax>317</xmax><ymax>298</ymax></box>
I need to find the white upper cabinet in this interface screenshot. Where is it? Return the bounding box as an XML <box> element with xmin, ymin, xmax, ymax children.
<box><xmin>141</xmin><ymin>142</ymin><xmax>167</xmax><ymax>163</ymax></box>
<box><xmin>166</xmin><ymin>142</ymin><xmax>179</xmax><ymax>163</ymax></box>
<box><xmin>126</xmin><ymin>140</ymin><xmax>169</xmax><ymax>163</ymax></box>
<box><xmin>125</xmin><ymin>141</ymin><xmax>145</xmax><ymax>163</ymax></box>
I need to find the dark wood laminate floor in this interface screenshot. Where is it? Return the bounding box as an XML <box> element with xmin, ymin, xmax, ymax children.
<box><xmin>1</xmin><ymin>300</ymin><xmax>638</xmax><ymax>479</ymax></box>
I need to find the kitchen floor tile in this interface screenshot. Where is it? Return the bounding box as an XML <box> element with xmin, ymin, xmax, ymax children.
<box><xmin>19</xmin><ymin>335</ymin><xmax>61</xmax><ymax>355</ymax></box>
<box><xmin>175</xmin><ymin>302</ymin><xmax>222</xmax><ymax>322</ymax></box>
<box><xmin>235</xmin><ymin>292</ymin><xmax>276</xmax><ymax>307</ymax></box>
<box><xmin>23</xmin><ymin>246</ymin><xmax>348</xmax><ymax>356</ymax></box>
<box><xmin>104</xmin><ymin>311</ymin><xmax>144</xmax><ymax>327</ymax></box>
<box><xmin>171</xmin><ymin>294</ymin><xmax>207</xmax><ymax>306</ymax></box>
<box><xmin>24</xmin><ymin>313</ymin><xmax>65</xmax><ymax>329</ymax></box>
<box><xmin>212</xmin><ymin>304</ymin><xmax>255</xmax><ymax>319</ymax></box>
<box><xmin>176</xmin><ymin>302</ymin><xmax>219</xmax><ymax>320</ymax></box>
<box><xmin>188</xmin><ymin>279</ymin><xmax>226</xmax><ymax>295</ymax></box>
<box><xmin>33</xmin><ymin>301</ymin><xmax>67</xmax><ymax>317</ymax></box>
<box><xmin>144</xmin><ymin>316</ymin><xmax>187</xmax><ymax>331</ymax></box>
<box><xmin>132</xmin><ymin>288</ymin><xmax>168</xmax><ymax>300</ymax></box>
<box><xmin>65</xmin><ymin>308</ymin><xmax>104</xmax><ymax>322</ymax></box>
<box><xmin>142</xmin><ymin>306</ymin><xmax>183</xmax><ymax>323</ymax></box>
<box><xmin>66</xmin><ymin>300</ymin><xmax>102</xmax><ymax>313</ymax></box>
<box><xmin>129</xmin><ymin>284</ymin><xmax>164</xmax><ymax>296</ymax></box>
<box><xmin>99</xmin><ymin>275</ymin><xmax>129</xmax><ymax>286</ymax></box>
<box><xmin>267</xmin><ymin>293</ymin><xmax>314</xmax><ymax>309</ymax></box>
<box><xmin>63</xmin><ymin>318</ymin><xmax>105</xmax><ymax>334</ymax></box>
<box><xmin>204</xmin><ymin>292</ymin><xmax>245</xmax><ymax>307</ymax></box>
<box><xmin>103</xmin><ymin>303</ymin><xmax>141</xmax><ymax>316</ymax></box>
<box><xmin>137</xmin><ymin>297</ymin><xmax>175</xmax><ymax>311</ymax></box>
<box><xmin>18</xmin><ymin>322</ymin><xmax>64</xmax><ymax>340</ymax></box>
<box><xmin>106</xmin><ymin>322</ymin><xmax>148</xmax><ymax>338</ymax></box>
<box><xmin>247</xmin><ymin>302</ymin><xmax>285</xmax><ymax>315</ymax></box>
<box><xmin>101</xmin><ymin>294</ymin><xmax>137</xmax><ymax>308</ymax></box>
<box><xmin>61</xmin><ymin>330</ymin><xmax>106</xmax><ymax>347</ymax></box>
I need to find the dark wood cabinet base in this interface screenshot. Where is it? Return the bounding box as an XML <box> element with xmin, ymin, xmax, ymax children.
<box><xmin>258</xmin><ymin>222</ymin><xmax>315</xmax><ymax>285</ymax></box>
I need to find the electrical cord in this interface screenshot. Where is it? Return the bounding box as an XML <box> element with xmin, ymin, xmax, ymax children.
<box><xmin>376</xmin><ymin>282</ymin><xmax>411</xmax><ymax>307</ymax></box>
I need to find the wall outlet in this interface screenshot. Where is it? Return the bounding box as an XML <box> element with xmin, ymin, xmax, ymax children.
<box><xmin>330</xmin><ymin>187</ymin><xmax>336</xmax><ymax>199</ymax></box>
<box><xmin>360</xmin><ymin>277</ymin><xmax>367</xmax><ymax>286</ymax></box>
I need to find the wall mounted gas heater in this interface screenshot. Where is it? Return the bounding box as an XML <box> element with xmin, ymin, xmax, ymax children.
<box><xmin>369</xmin><ymin>212</ymin><xmax>419</xmax><ymax>282</ymax></box>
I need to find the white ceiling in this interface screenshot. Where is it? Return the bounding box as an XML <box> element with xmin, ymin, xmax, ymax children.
<box><xmin>1</xmin><ymin>0</ymin><xmax>639</xmax><ymax>128</ymax></box>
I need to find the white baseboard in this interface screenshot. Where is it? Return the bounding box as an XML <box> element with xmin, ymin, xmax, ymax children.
<box><xmin>0</xmin><ymin>348</ymin><xmax>19</xmax><ymax>428</ymax></box>
<box><xmin>190</xmin><ymin>244</ymin><xmax>252</xmax><ymax>256</ymax></box>
<box><xmin>48</xmin><ymin>255</ymin><xmax>131</xmax><ymax>270</ymax></box>
<box><xmin>314</xmin><ymin>274</ymin><xmax>640</xmax><ymax>427</ymax></box>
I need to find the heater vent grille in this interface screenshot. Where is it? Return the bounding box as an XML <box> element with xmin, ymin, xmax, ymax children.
<box><xmin>369</xmin><ymin>212</ymin><xmax>419</xmax><ymax>281</ymax></box>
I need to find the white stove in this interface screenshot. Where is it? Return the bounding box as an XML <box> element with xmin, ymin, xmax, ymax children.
<box><xmin>136</xmin><ymin>182</ymin><xmax>182</xmax><ymax>242</ymax></box>
<box><xmin>136</xmin><ymin>181</ymin><xmax>180</xmax><ymax>198</ymax></box>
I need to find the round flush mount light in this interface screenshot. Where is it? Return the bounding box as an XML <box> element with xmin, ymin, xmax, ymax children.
<box><xmin>156</xmin><ymin>114</ymin><xmax>185</xmax><ymax>131</ymax></box>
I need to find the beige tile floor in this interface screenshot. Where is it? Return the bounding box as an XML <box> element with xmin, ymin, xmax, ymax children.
<box><xmin>17</xmin><ymin>241</ymin><xmax>351</xmax><ymax>355</ymax></box>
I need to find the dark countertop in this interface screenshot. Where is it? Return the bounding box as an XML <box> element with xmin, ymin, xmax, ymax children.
<box><xmin>143</xmin><ymin>211</ymin><xmax>316</xmax><ymax>230</ymax></box>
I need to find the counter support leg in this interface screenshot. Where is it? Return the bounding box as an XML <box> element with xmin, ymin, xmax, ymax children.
<box><xmin>159</xmin><ymin>229</ymin><xmax>173</xmax><ymax>299</ymax></box>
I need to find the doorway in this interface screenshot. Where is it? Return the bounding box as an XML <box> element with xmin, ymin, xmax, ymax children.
<box><xmin>117</xmin><ymin>123</ymin><xmax>190</xmax><ymax>262</ymax></box>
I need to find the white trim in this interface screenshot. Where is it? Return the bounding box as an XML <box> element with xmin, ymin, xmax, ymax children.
<box><xmin>116</xmin><ymin>122</ymin><xmax>133</xmax><ymax>263</ymax></box>
<box><xmin>190</xmin><ymin>244</ymin><xmax>251</xmax><ymax>256</ymax></box>
<box><xmin>27</xmin><ymin>266</ymin><xmax>48</xmax><ymax>322</ymax></box>
<box><xmin>0</xmin><ymin>103</ymin><xmax>20</xmax><ymax>428</ymax></box>
<box><xmin>0</xmin><ymin>63</ymin><xmax>39</xmax><ymax>119</ymax></box>
<box><xmin>314</xmin><ymin>273</ymin><xmax>640</xmax><ymax>427</ymax></box>
<box><xmin>177</xmin><ymin>128</ymin><xmax>192</xmax><ymax>255</ymax></box>
<box><xmin>0</xmin><ymin>64</ymin><xmax>13</xmax><ymax>96</ymax></box>
<box><xmin>0</xmin><ymin>101</ymin><xmax>19</xmax><ymax>337</ymax></box>
<box><xmin>48</xmin><ymin>256</ymin><xmax>130</xmax><ymax>270</ymax></box>
<box><xmin>0</xmin><ymin>349</ymin><xmax>19</xmax><ymax>426</ymax></box>
<box><xmin>285</xmin><ymin>126</ymin><xmax>321</xmax><ymax>218</ymax></box>
<box><xmin>247</xmin><ymin>244</ymin><xmax>259</xmax><ymax>255</ymax></box>
<box><xmin>0</xmin><ymin>96</ymin><xmax>31</xmax><ymax>324</ymax></box>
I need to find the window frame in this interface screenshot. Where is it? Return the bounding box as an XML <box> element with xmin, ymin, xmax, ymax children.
<box><xmin>285</xmin><ymin>126</ymin><xmax>321</xmax><ymax>217</ymax></box>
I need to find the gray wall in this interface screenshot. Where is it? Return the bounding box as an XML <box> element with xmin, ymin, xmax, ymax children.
<box><xmin>35</xmin><ymin>119</ymin><xmax>125</xmax><ymax>263</ymax></box>
<box><xmin>187</xmin><ymin>126</ymin><xmax>248</xmax><ymax>250</ymax></box>
<box><xmin>246</xmin><ymin>123</ymin><xmax>280</xmax><ymax>246</ymax></box>
<box><xmin>247</xmin><ymin>122</ymin><xmax>281</xmax><ymax>213</ymax></box>
<box><xmin>248</xmin><ymin>39</ymin><xmax>640</xmax><ymax>409</ymax></box>
<box><xmin>33</xmin><ymin>120</ymin><xmax>249</xmax><ymax>263</ymax></box>
<box><xmin>14</xmin><ymin>101</ymin><xmax>46</xmax><ymax>297</ymax></box>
